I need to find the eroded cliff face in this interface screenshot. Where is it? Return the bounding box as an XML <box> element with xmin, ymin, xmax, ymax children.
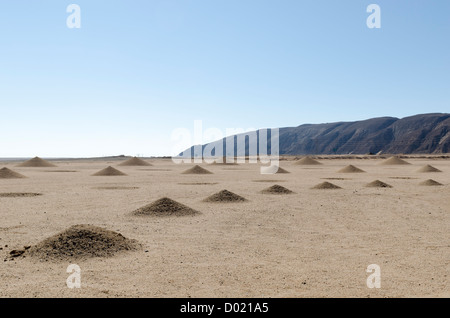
<box><xmin>181</xmin><ymin>113</ymin><xmax>450</xmax><ymax>156</ymax></box>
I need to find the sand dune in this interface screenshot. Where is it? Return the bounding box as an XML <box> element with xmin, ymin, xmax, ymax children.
<box><xmin>416</xmin><ymin>165</ymin><xmax>442</xmax><ymax>173</ymax></box>
<box><xmin>16</xmin><ymin>157</ymin><xmax>56</xmax><ymax>167</ymax></box>
<box><xmin>27</xmin><ymin>224</ymin><xmax>139</xmax><ymax>261</ymax></box>
<box><xmin>337</xmin><ymin>165</ymin><xmax>366</xmax><ymax>173</ymax></box>
<box><xmin>0</xmin><ymin>167</ymin><xmax>26</xmax><ymax>179</ymax></box>
<box><xmin>260</xmin><ymin>184</ymin><xmax>294</xmax><ymax>194</ymax></box>
<box><xmin>118</xmin><ymin>157</ymin><xmax>152</xmax><ymax>166</ymax></box>
<box><xmin>312</xmin><ymin>181</ymin><xmax>342</xmax><ymax>189</ymax></box>
<box><xmin>379</xmin><ymin>156</ymin><xmax>411</xmax><ymax>165</ymax></box>
<box><xmin>131</xmin><ymin>197</ymin><xmax>199</xmax><ymax>217</ymax></box>
<box><xmin>92</xmin><ymin>166</ymin><xmax>127</xmax><ymax>176</ymax></box>
<box><xmin>294</xmin><ymin>157</ymin><xmax>322</xmax><ymax>165</ymax></box>
<box><xmin>181</xmin><ymin>165</ymin><xmax>213</xmax><ymax>174</ymax></box>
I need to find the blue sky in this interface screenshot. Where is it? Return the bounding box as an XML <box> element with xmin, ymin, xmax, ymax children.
<box><xmin>0</xmin><ymin>0</ymin><xmax>449</xmax><ymax>157</ymax></box>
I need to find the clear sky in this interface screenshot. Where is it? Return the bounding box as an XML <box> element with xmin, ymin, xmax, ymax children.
<box><xmin>0</xmin><ymin>1</ymin><xmax>449</xmax><ymax>157</ymax></box>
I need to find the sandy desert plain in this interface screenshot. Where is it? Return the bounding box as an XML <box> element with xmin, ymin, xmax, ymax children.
<box><xmin>0</xmin><ymin>155</ymin><xmax>448</xmax><ymax>298</ymax></box>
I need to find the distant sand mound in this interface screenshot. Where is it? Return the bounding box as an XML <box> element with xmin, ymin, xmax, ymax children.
<box><xmin>337</xmin><ymin>165</ymin><xmax>366</xmax><ymax>173</ymax></box>
<box><xmin>132</xmin><ymin>197</ymin><xmax>199</xmax><ymax>216</ymax></box>
<box><xmin>419</xmin><ymin>179</ymin><xmax>443</xmax><ymax>186</ymax></box>
<box><xmin>379</xmin><ymin>156</ymin><xmax>411</xmax><ymax>165</ymax></box>
<box><xmin>312</xmin><ymin>182</ymin><xmax>342</xmax><ymax>189</ymax></box>
<box><xmin>16</xmin><ymin>157</ymin><xmax>56</xmax><ymax>167</ymax></box>
<box><xmin>366</xmin><ymin>180</ymin><xmax>393</xmax><ymax>188</ymax></box>
<box><xmin>203</xmin><ymin>189</ymin><xmax>247</xmax><ymax>202</ymax></box>
<box><xmin>118</xmin><ymin>157</ymin><xmax>152</xmax><ymax>166</ymax></box>
<box><xmin>182</xmin><ymin>165</ymin><xmax>213</xmax><ymax>174</ymax></box>
<box><xmin>27</xmin><ymin>224</ymin><xmax>139</xmax><ymax>260</ymax></box>
<box><xmin>416</xmin><ymin>165</ymin><xmax>442</xmax><ymax>173</ymax></box>
<box><xmin>261</xmin><ymin>166</ymin><xmax>290</xmax><ymax>174</ymax></box>
<box><xmin>92</xmin><ymin>166</ymin><xmax>127</xmax><ymax>176</ymax></box>
<box><xmin>294</xmin><ymin>157</ymin><xmax>322</xmax><ymax>165</ymax></box>
<box><xmin>0</xmin><ymin>167</ymin><xmax>26</xmax><ymax>179</ymax></box>
<box><xmin>209</xmin><ymin>157</ymin><xmax>238</xmax><ymax>165</ymax></box>
<box><xmin>261</xmin><ymin>184</ymin><xmax>294</xmax><ymax>194</ymax></box>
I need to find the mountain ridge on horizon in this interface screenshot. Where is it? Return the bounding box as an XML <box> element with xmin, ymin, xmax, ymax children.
<box><xmin>180</xmin><ymin>113</ymin><xmax>450</xmax><ymax>156</ymax></box>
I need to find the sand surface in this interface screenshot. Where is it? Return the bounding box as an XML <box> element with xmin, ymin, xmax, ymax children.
<box><xmin>0</xmin><ymin>157</ymin><xmax>448</xmax><ymax>297</ymax></box>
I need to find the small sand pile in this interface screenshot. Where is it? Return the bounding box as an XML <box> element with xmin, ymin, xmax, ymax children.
<box><xmin>118</xmin><ymin>157</ymin><xmax>152</xmax><ymax>166</ymax></box>
<box><xmin>312</xmin><ymin>182</ymin><xmax>342</xmax><ymax>189</ymax></box>
<box><xmin>203</xmin><ymin>190</ymin><xmax>247</xmax><ymax>202</ymax></box>
<box><xmin>419</xmin><ymin>179</ymin><xmax>443</xmax><ymax>186</ymax></box>
<box><xmin>0</xmin><ymin>167</ymin><xmax>26</xmax><ymax>179</ymax></box>
<box><xmin>132</xmin><ymin>197</ymin><xmax>199</xmax><ymax>216</ymax></box>
<box><xmin>16</xmin><ymin>157</ymin><xmax>56</xmax><ymax>167</ymax></box>
<box><xmin>0</xmin><ymin>193</ymin><xmax>42</xmax><ymax>197</ymax></box>
<box><xmin>275</xmin><ymin>167</ymin><xmax>290</xmax><ymax>174</ymax></box>
<box><xmin>182</xmin><ymin>165</ymin><xmax>213</xmax><ymax>174</ymax></box>
<box><xmin>92</xmin><ymin>166</ymin><xmax>127</xmax><ymax>176</ymax></box>
<box><xmin>27</xmin><ymin>224</ymin><xmax>139</xmax><ymax>261</ymax></box>
<box><xmin>365</xmin><ymin>180</ymin><xmax>393</xmax><ymax>188</ymax></box>
<box><xmin>294</xmin><ymin>157</ymin><xmax>322</xmax><ymax>165</ymax></box>
<box><xmin>337</xmin><ymin>165</ymin><xmax>366</xmax><ymax>173</ymax></box>
<box><xmin>379</xmin><ymin>156</ymin><xmax>411</xmax><ymax>165</ymax></box>
<box><xmin>261</xmin><ymin>184</ymin><xmax>294</xmax><ymax>194</ymax></box>
<box><xmin>416</xmin><ymin>165</ymin><xmax>442</xmax><ymax>173</ymax></box>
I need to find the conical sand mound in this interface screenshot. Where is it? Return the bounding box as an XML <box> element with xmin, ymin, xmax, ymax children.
<box><xmin>92</xmin><ymin>166</ymin><xmax>127</xmax><ymax>176</ymax></box>
<box><xmin>275</xmin><ymin>167</ymin><xmax>290</xmax><ymax>174</ymax></box>
<box><xmin>118</xmin><ymin>157</ymin><xmax>152</xmax><ymax>166</ymax></box>
<box><xmin>27</xmin><ymin>224</ymin><xmax>139</xmax><ymax>260</ymax></box>
<box><xmin>294</xmin><ymin>157</ymin><xmax>322</xmax><ymax>165</ymax></box>
<box><xmin>203</xmin><ymin>189</ymin><xmax>247</xmax><ymax>202</ymax></box>
<box><xmin>261</xmin><ymin>166</ymin><xmax>290</xmax><ymax>174</ymax></box>
<box><xmin>182</xmin><ymin>165</ymin><xmax>213</xmax><ymax>174</ymax></box>
<box><xmin>379</xmin><ymin>156</ymin><xmax>411</xmax><ymax>165</ymax></box>
<box><xmin>261</xmin><ymin>184</ymin><xmax>294</xmax><ymax>194</ymax></box>
<box><xmin>16</xmin><ymin>157</ymin><xmax>56</xmax><ymax>167</ymax></box>
<box><xmin>312</xmin><ymin>182</ymin><xmax>342</xmax><ymax>189</ymax></box>
<box><xmin>0</xmin><ymin>167</ymin><xmax>26</xmax><ymax>179</ymax></box>
<box><xmin>366</xmin><ymin>180</ymin><xmax>393</xmax><ymax>188</ymax></box>
<box><xmin>419</xmin><ymin>179</ymin><xmax>443</xmax><ymax>186</ymax></box>
<box><xmin>132</xmin><ymin>197</ymin><xmax>199</xmax><ymax>216</ymax></box>
<box><xmin>416</xmin><ymin>165</ymin><xmax>442</xmax><ymax>173</ymax></box>
<box><xmin>337</xmin><ymin>165</ymin><xmax>366</xmax><ymax>173</ymax></box>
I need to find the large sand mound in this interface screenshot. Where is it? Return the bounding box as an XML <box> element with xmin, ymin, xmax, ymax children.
<box><xmin>419</xmin><ymin>179</ymin><xmax>443</xmax><ymax>186</ymax></box>
<box><xmin>203</xmin><ymin>189</ymin><xmax>247</xmax><ymax>202</ymax></box>
<box><xmin>92</xmin><ymin>166</ymin><xmax>127</xmax><ymax>176</ymax></box>
<box><xmin>132</xmin><ymin>197</ymin><xmax>199</xmax><ymax>216</ymax></box>
<box><xmin>312</xmin><ymin>182</ymin><xmax>342</xmax><ymax>190</ymax></box>
<box><xmin>0</xmin><ymin>167</ymin><xmax>26</xmax><ymax>179</ymax></box>
<box><xmin>182</xmin><ymin>165</ymin><xmax>213</xmax><ymax>174</ymax></box>
<box><xmin>16</xmin><ymin>157</ymin><xmax>56</xmax><ymax>167</ymax></box>
<box><xmin>337</xmin><ymin>165</ymin><xmax>366</xmax><ymax>173</ymax></box>
<box><xmin>365</xmin><ymin>180</ymin><xmax>393</xmax><ymax>188</ymax></box>
<box><xmin>379</xmin><ymin>156</ymin><xmax>411</xmax><ymax>165</ymax></box>
<box><xmin>416</xmin><ymin>165</ymin><xmax>442</xmax><ymax>173</ymax></box>
<box><xmin>294</xmin><ymin>157</ymin><xmax>322</xmax><ymax>165</ymax></box>
<box><xmin>27</xmin><ymin>224</ymin><xmax>139</xmax><ymax>260</ymax></box>
<box><xmin>261</xmin><ymin>184</ymin><xmax>294</xmax><ymax>194</ymax></box>
<box><xmin>118</xmin><ymin>157</ymin><xmax>152</xmax><ymax>166</ymax></box>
